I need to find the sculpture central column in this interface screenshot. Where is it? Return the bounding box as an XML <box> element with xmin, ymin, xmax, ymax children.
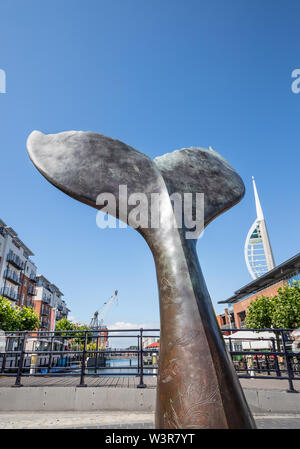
<box><xmin>146</xmin><ymin>228</ymin><xmax>255</xmax><ymax>429</ymax></box>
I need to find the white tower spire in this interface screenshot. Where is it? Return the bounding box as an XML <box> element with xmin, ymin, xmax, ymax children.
<box><xmin>252</xmin><ymin>176</ymin><xmax>264</xmax><ymax>220</ymax></box>
<box><xmin>244</xmin><ymin>177</ymin><xmax>275</xmax><ymax>280</ymax></box>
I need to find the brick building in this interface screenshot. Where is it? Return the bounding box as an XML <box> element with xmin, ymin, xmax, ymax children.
<box><xmin>0</xmin><ymin>218</ymin><xmax>70</xmax><ymax>331</ymax></box>
<box><xmin>34</xmin><ymin>275</ymin><xmax>70</xmax><ymax>332</ymax></box>
<box><xmin>217</xmin><ymin>252</ymin><xmax>300</xmax><ymax>330</ymax></box>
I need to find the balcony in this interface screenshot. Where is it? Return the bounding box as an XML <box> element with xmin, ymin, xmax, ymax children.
<box><xmin>42</xmin><ymin>295</ymin><xmax>51</xmax><ymax>304</ymax></box>
<box><xmin>41</xmin><ymin>308</ymin><xmax>50</xmax><ymax>316</ymax></box>
<box><xmin>3</xmin><ymin>269</ymin><xmax>21</xmax><ymax>285</ymax></box>
<box><xmin>27</xmin><ymin>286</ymin><xmax>37</xmax><ymax>296</ymax></box>
<box><xmin>1</xmin><ymin>286</ymin><xmax>19</xmax><ymax>301</ymax></box>
<box><xmin>56</xmin><ymin>312</ymin><xmax>66</xmax><ymax>321</ymax></box>
<box><xmin>29</xmin><ymin>274</ymin><xmax>37</xmax><ymax>283</ymax></box>
<box><xmin>7</xmin><ymin>253</ymin><xmax>25</xmax><ymax>270</ymax></box>
<box><xmin>40</xmin><ymin>319</ymin><xmax>49</xmax><ymax>329</ymax></box>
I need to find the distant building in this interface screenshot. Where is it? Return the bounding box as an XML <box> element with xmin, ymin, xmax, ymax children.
<box><xmin>217</xmin><ymin>252</ymin><xmax>300</xmax><ymax>330</ymax></box>
<box><xmin>0</xmin><ymin>217</ymin><xmax>70</xmax><ymax>331</ymax></box>
<box><xmin>244</xmin><ymin>177</ymin><xmax>275</xmax><ymax>279</ymax></box>
<box><xmin>34</xmin><ymin>275</ymin><xmax>70</xmax><ymax>331</ymax></box>
<box><xmin>143</xmin><ymin>337</ymin><xmax>158</xmax><ymax>348</ymax></box>
<box><xmin>0</xmin><ymin>219</ymin><xmax>37</xmax><ymax>308</ymax></box>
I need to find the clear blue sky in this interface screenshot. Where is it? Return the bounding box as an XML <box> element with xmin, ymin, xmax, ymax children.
<box><xmin>0</xmin><ymin>0</ymin><xmax>299</xmax><ymax>327</ymax></box>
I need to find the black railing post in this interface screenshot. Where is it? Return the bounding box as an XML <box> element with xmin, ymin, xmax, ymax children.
<box><xmin>12</xmin><ymin>332</ymin><xmax>26</xmax><ymax>388</ymax></box>
<box><xmin>228</xmin><ymin>337</ymin><xmax>234</xmax><ymax>362</ymax></box>
<box><xmin>47</xmin><ymin>333</ymin><xmax>55</xmax><ymax>374</ymax></box>
<box><xmin>77</xmin><ymin>331</ymin><xmax>87</xmax><ymax>387</ymax></box>
<box><xmin>255</xmin><ymin>354</ymin><xmax>261</xmax><ymax>374</ymax></box>
<box><xmin>94</xmin><ymin>334</ymin><xmax>99</xmax><ymax>374</ymax></box>
<box><xmin>265</xmin><ymin>354</ymin><xmax>270</xmax><ymax>376</ymax></box>
<box><xmin>136</xmin><ymin>335</ymin><xmax>140</xmax><ymax>377</ymax></box>
<box><xmin>281</xmin><ymin>330</ymin><xmax>297</xmax><ymax>393</ymax></box>
<box><xmin>137</xmin><ymin>328</ymin><xmax>146</xmax><ymax>388</ymax></box>
<box><xmin>271</xmin><ymin>338</ymin><xmax>281</xmax><ymax>377</ymax></box>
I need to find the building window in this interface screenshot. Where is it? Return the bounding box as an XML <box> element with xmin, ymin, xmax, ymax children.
<box><xmin>237</xmin><ymin>311</ymin><xmax>246</xmax><ymax>327</ymax></box>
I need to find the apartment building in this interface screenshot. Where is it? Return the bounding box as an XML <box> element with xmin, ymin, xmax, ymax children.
<box><xmin>34</xmin><ymin>275</ymin><xmax>70</xmax><ymax>331</ymax></box>
<box><xmin>0</xmin><ymin>218</ymin><xmax>70</xmax><ymax>331</ymax></box>
<box><xmin>0</xmin><ymin>219</ymin><xmax>37</xmax><ymax>308</ymax></box>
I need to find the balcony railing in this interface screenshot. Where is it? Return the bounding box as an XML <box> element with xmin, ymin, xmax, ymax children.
<box><xmin>7</xmin><ymin>253</ymin><xmax>25</xmax><ymax>270</ymax></box>
<box><xmin>1</xmin><ymin>286</ymin><xmax>19</xmax><ymax>301</ymax></box>
<box><xmin>41</xmin><ymin>308</ymin><xmax>50</xmax><ymax>316</ymax></box>
<box><xmin>29</xmin><ymin>274</ymin><xmax>37</xmax><ymax>283</ymax></box>
<box><xmin>42</xmin><ymin>296</ymin><xmax>51</xmax><ymax>304</ymax></box>
<box><xmin>3</xmin><ymin>269</ymin><xmax>21</xmax><ymax>285</ymax></box>
<box><xmin>27</xmin><ymin>286</ymin><xmax>37</xmax><ymax>296</ymax></box>
<box><xmin>40</xmin><ymin>320</ymin><xmax>50</xmax><ymax>329</ymax></box>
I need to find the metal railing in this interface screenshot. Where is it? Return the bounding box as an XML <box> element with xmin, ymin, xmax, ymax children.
<box><xmin>0</xmin><ymin>328</ymin><xmax>299</xmax><ymax>391</ymax></box>
<box><xmin>3</xmin><ymin>269</ymin><xmax>21</xmax><ymax>285</ymax></box>
<box><xmin>223</xmin><ymin>328</ymin><xmax>300</xmax><ymax>392</ymax></box>
<box><xmin>7</xmin><ymin>253</ymin><xmax>25</xmax><ymax>270</ymax></box>
<box><xmin>1</xmin><ymin>286</ymin><xmax>19</xmax><ymax>301</ymax></box>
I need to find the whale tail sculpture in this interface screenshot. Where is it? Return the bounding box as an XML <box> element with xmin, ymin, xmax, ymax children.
<box><xmin>27</xmin><ymin>130</ymin><xmax>255</xmax><ymax>429</ymax></box>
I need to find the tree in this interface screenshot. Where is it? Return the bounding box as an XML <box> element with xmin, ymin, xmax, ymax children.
<box><xmin>245</xmin><ymin>281</ymin><xmax>300</xmax><ymax>330</ymax></box>
<box><xmin>16</xmin><ymin>306</ymin><xmax>40</xmax><ymax>331</ymax></box>
<box><xmin>55</xmin><ymin>318</ymin><xmax>76</xmax><ymax>332</ymax></box>
<box><xmin>272</xmin><ymin>282</ymin><xmax>300</xmax><ymax>329</ymax></box>
<box><xmin>0</xmin><ymin>296</ymin><xmax>40</xmax><ymax>331</ymax></box>
<box><xmin>244</xmin><ymin>296</ymin><xmax>274</xmax><ymax>329</ymax></box>
<box><xmin>55</xmin><ymin>319</ymin><xmax>93</xmax><ymax>345</ymax></box>
<box><xmin>0</xmin><ymin>296</ymin><xmax>19</xmax><ymax>331</ymax></box>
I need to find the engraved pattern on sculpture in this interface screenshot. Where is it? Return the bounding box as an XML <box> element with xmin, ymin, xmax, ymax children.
<box><xmin>163</xmin><ymin>382</ymin><xmax>219</xmax><ymax>429</ymax></box>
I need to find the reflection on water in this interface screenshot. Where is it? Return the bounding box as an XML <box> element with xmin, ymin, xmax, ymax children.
<box><xmin>87</xmin><ymin>358</ymin><xmax>156</xmax><ymax>377</ymax></box>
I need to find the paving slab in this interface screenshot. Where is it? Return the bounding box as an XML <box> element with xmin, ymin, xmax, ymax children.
<box><xmin>0</xmin><ymin>411</ymin><xmax>300</xmax><ymax>429</ymax></box>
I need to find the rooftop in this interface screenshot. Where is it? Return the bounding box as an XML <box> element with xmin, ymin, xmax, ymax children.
<box><xmin>0</xmin><ymin>218</ymin><xmax>34</xmax><ymax>257</ymax></box>
<box><xmin>218</xmin><ymin>251</ymin><xmax>300</xmax><ymax>304</ymax></box>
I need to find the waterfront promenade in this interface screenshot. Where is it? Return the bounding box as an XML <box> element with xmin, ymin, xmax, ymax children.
<box><xmin>0</xmin><ymin>411</ymin><xmax>300</xmax><ymax>429</ymax></box>
<box><xmin>0</xmin><ymin>375</ymin><xmax>299</xmax><ymax>390</ymax></box>
<box><xmin>0</xmin><ymin>376</ymin><xmax>300</xmax><ymax>428</ymax></box>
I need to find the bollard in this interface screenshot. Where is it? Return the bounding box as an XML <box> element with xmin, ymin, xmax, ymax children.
<box><xmin>30</xmin><ymin>353</ymin><xmax>38</xmax><ymax>375</ymax></box>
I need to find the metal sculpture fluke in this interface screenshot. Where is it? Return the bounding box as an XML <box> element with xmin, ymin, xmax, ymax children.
<box><xmin>27</xmin><ymin>130</ymin><xmax>255</xmax><ymax>429</ymax></box>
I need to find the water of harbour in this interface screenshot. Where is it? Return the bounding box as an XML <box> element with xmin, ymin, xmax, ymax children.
<box><xmin>87</xmin><ymin>358</ymin><xmax>156</xmax><ymax>377</ymax></box>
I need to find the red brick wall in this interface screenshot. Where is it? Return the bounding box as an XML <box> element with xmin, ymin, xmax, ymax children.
<box><xmin>17</xmin><ymin>274</ymin><xmax>35</xmax><ymax>308</ymax></box>
<box><xmin>233</xmin><ymin>280</ymin><xmax>287</xmax><ymax>328</ymax></box>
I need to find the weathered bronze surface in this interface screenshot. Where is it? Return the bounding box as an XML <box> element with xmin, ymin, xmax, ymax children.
<box><xmin>27</xmin><ymin>130</ymin><xmax>256</xmax><ymax>429</ymax></box>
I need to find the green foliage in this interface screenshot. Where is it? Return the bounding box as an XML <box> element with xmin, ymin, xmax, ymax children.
<box><xmin>272</xmin><ymin>282</ymin><xmax>300</xmax><ymax>329</ymax></box>
<box><xmin>16</xmin><ymin>305</ymin><xmax>40</xmax><ymax>331</ymax></box>
<box><xmin>0</xmin><ymin>296</ymin><xmax>39</xmax><ymax>331</ymax></box>
<box><xmin>87</xmin><ymin>342</ymin><xmax>106</xmax><ymax>351</ymax></box>
<box><xmin>245</xmin><ymin>296</ymin><xmax>274</xmax><ymax>329</ymax></box>
<box><xmin>55</xmin><ymin>319</ymin><xmax>93</xmax><ymax>343</ymax></box>
<box><xmin>245</xmin><ymin>281</ymin><xmax>300</xmax><ymax>330</ymax></box>
<box><xmin>0</xmin><ymin>296</ymin><xmax>19</xmax><ymax>331</ymax></box>
<box><xmin>55</xmin><ymin>318</ymin><xmax>76</xmax><ymax>333</ymax></box>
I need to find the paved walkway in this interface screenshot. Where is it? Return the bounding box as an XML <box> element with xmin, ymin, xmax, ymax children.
<box><xmin>0</xmin><ymin>375</ymin><xmax>299</xmax><ymax>391</ymax></box>
<box><xmin>0</xmin><ymin>411</ymin><xmax>299</xmax><ymax>429</ymax></box>
<box><xmin>0</xmin><ymin>375</ymin><xmax>157</xmax><ymax>388</ymax></box>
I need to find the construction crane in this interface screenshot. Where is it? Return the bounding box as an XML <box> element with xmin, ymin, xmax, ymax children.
<box><xmin>89</xmin><ymin>290</ymin><xmax>118</xmax><ymax>329</ymax></box>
